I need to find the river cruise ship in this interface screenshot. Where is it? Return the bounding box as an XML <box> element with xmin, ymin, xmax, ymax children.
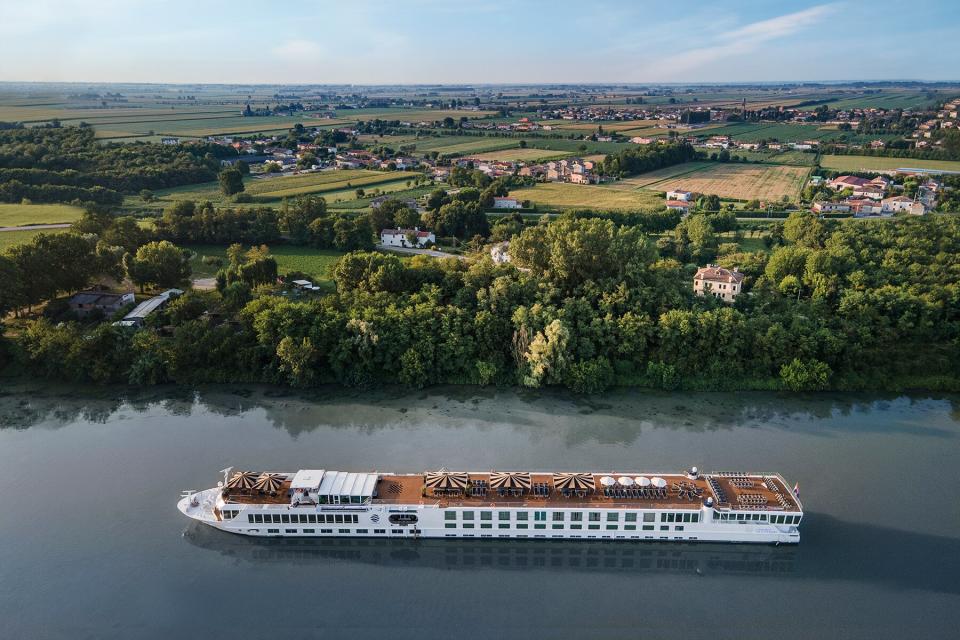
<box><xmin>178</xmin><ymin>467</ymin><xmax>803</xmax><ymax>544</ymax></box>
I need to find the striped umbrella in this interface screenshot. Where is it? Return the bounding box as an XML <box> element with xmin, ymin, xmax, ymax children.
<box><xmin>225</xmin><ymin>471</ymin><xmax>258</xmax><ymax>490</ymax></box>
<box><xmin>424</xmin><ymin>470</ymin><xmax>469</xmax><ymax>491</ymax></box>
<box><xmin>253</xmin><ymin>472</ymin><xmax>286</xmax><ymax>493</ymax></box>
<box><xmin>489</xmin><ymin>472</ymin><xmax>532</xmax><ymax>491</ymax></box>
<box><xmin>553</xmin><ymin>472</ymin><xmax>594</xmax><ymax>491</ymax></box>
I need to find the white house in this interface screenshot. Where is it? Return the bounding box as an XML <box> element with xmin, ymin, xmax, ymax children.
<box><xmin>665</xmin><ymin>200</ymin><xmax>691</xmax><ymax>213</ymax></box>
<box><xmin>380</xmin><ymin>227</ymin><xmax>435</xmax><ymax>248</ymax></box>
<box><xmin>693</xmin><ymin>265</ymin><xmax>744</xmax><ymax>303</ymax></box>
<box><xmin>881</xmin><ymin>196</ymin><xmax>916</xmax><ymax>213</ymax></box>
<box><xmin>666</xmin><ymin>190</ymin><xmax>693</xmax><ymax>202</ymax></box>
<box><xmin>492</xmin><ymin>197</ymin><xmax>522</xmax><ymax>209</ymax></box>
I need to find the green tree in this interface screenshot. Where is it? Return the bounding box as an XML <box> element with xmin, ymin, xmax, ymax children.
<box><xmin>780</xmin><ymin>358</ymin><xmax>831</xmax><ymax>391</ymax></box>
<box><xmin>218</xmin><ymin>168</ymin><xmax>245</xmax><ymax>196</ymax></box>
<box><xmin>124</xmin><ymin>241</ymin><xmax>191</xmax><ymax>291</ymax></box>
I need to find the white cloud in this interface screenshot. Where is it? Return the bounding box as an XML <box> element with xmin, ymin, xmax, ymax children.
<box><xmin>272</xmin><ymin>39</ymin><xmax>327</xmax><ymax>61</ymax></box>
<box><xmin>630</xmin><ymin>3</ymin><xmax>840</xmax><ymax>80</ymax></box>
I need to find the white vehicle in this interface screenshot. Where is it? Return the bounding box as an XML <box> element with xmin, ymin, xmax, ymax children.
<box><xmin>179</xmin><ymin>466</ymin><xmax>803</xmax><ymax>544</ymax></box>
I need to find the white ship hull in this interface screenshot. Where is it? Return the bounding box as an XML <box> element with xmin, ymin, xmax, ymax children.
<box><xmin>178</xmin><ymin>485</ymin><xmax>801</xmax><ymax>545</ymax></box>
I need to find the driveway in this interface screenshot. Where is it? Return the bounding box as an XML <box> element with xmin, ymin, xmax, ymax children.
<box><xmin>0</xmin><ymin>223</ymin><xmax>73</xmax><ymax>232</ymax></box>
<box><xmin>377</xmin><ymin>244</ymin><xmax>466</xmax><ymax>260</ymax></box>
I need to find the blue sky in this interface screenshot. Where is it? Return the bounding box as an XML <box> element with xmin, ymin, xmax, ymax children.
<box><xmin>2</xmin><ymin>0</ymin><xmax>958</xmax><ymax>83</ymax></box>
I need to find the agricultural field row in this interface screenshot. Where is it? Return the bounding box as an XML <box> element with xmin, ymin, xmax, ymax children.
<box><xmin>467</xmin><ymin>148</ymin><xmax>573</xmax><ymax>162</ymax></box>
<box><xmin>633</xmin><ymin>162</ymin><xmax>811</xmax><ymax>201</ymax></box>
<box><xmin>508</xmin><ymin>182</ymin><xmax>665</xmax><ymax>211</ymax></box>
<box><xmin>819</xmin><ymin>155</ymin><xmax>960</xmax><ymax>173</ymax></box>
<box><xmin>185</xmin><ymin>244</ymin><xmax>345</xmax><ymax>284</ymax></box>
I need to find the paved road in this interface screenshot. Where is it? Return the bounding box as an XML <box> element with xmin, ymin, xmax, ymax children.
<box><xmin>377</xmin><ymin>244</ymin><xmax>466</xmax><ymax>260</ymax></box>
<box><xmin>0</xmin><ymin>223</ymin><xmax>73</xmax><ymax>232</ymax></box>
<box><xmin>192</xmin><ymin>277</ymin><xmax>218</xmax><ymax>290</ymax></box>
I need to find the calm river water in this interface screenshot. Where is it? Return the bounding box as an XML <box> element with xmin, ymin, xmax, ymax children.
<box><xmin>1</xmin><ymin>384</ymin><xmax>958</xmax><ymax>640</ymax></box>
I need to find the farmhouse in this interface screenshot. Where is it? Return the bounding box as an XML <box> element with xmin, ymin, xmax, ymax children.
<box><xmin>665</xmin><ymin>200</ymin><xmax>691</xmax><ymax>213</ymax></box>
<box><xmin>380</xmin><ymin>227</ymin><xmax>436</xmax><ymax>248</ymax></box>
<box><xmin>693</xmin><ymin>265</ymin><xmax>744</xmax><ymax>303</ymax></box>
<box><xmin>828</xmin><ymin>175</ymin><xmax>872</xmax><ymax>191</ymax></box>
<box><xmin>630</xmin><ymin>136</ymin><xmax>655</xmax><ymax>144</ymax></box>
<box><xmin>492</xmin><ymin>197</ymin><xmax>522</xmax><ymax>209</ymax></box>
<box><xmin>848</xmin><ymin>199</ymin><xmax>885</xmax><ymax>216</ymax></box>
<box><xmin>67</xmin><ymin>290</ymin><xmax>135</xmax><ymax>319</ymax></box>
<box><xmin>666</xmin><ymin>190</ymin><xmax>693</xmax><ymax>202</ymax></box>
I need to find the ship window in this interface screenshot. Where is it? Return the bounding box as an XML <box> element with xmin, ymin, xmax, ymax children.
<box><xmin>516</xmin><ymin>512</ymin><xmax>528</xmax><ymax>521</ymax></box>
<box><xmin>753</xmin><ymin>514</ymin><xmax>760</xmax><ymax>521</ymax></box>
<box><xmin>304</xmin><ymin>529</ymin><xmax>314</xmax><ymax>534</ymax></box>
<box><xmin>624</xmin><ymin>525</ymin><xmax>636</xmax><ymax>531</ymax></box>
<box><xmin>552</xmin><ymin>512</ymin><xmax>564</xmax><ymax>521</ymax></box>
<box><xmin>675</xmin><ymin>526</ymin><xmax>684</xmax><ymax>531</ymax></box>
<box><xmin>589</xmin><ymin>512</ymin><xmax>600</xmax><ymax>522</ymax></box>
<box><xmin>374</xmin><ymin>529</ymin><xmax>385</xmax><ymax>534</ymax></box>
<box><xmin>299</xmin><ymin>515</ymin><xmax>308</xmax><ymax>523</ymax></box>
<box><xmin>660</xmin><ymin>513</ymin><xmax>668</xmax><ymax>522</ymax></box>
<box><xmin>480</xmin><ymin>511</ymin><xmax>492</xmax><ymax>521</ymax></box>
<box><xmin>570</xmin><ymin>524</ymin><xmax>582</xmax><ymax>530</ymax></box>
<box><xmin>268</xmin><ymin>529</ymin><xmax>279</xmax><ymax>534</ymax></box>
<box><xmin>606</xmin><ymin>525</ymin><xmax>617</xmax><ymax>530</ymax></box>
<box><xmin>571</xmin><ymin>512</ymin><xmax>583</xmax><ymax>522</ymax></box>
<box><xmin>250</xmin><ymin>515</ymin><xmax>257</xmax><ymax>523</ymax></box>
<box><xmin>445</xmin><ymin>523</ymin><xmax>456</xmax><ymax>529</ymax></box>
<box><xmin>499</xmin><ymin>511</ymin><xmax>510</xmax><ymax>521</ymax></box>
<box><xmin>357</xmin><ymin>529</ymin><xmax>368</xmax><ymax>534</ymax></box>
<box><xmin>607</xmin><ymin>513</ymin><xmax>618</xmax><ymax>522</ymax></box>
<box><xmin>692</xmin><ymin>514</ymin><xmax>699</xmax><ymax>523</ymax></box>
<box><xmin>462</xmin><ymin>511</ymin><xmax>474</xmax><ymax>521</ymax></box>
<box><xmin>534</xmin><ymin>524</ymin><xmax>546</xmax><ymax>530</ymax></box>
<box><xmin>534</xmin><ymin>511</ymin><xmax>547</xmax><ymax>522</ymax></box>
<box><xmin>352</xmin><ymin>515</ymin><xmax>359</xmax><ymax>523</ymax></box>
<box><xmin>588</xmin><ymin>524</ymin><xmax>600</xmax><ymax>530</ymax></box>
<box><xmin>481</xmin><ymin>524</ymin><xmax>492</xmax><ymax>529</ymax></box>
<box><xmin>391</xmin><ymin>530</ymin><xmax>402</xmax><ymax>534</ymax></box>
<box><xmin>499</xmin><ymin>524</ymin><xmax>510</xmax><ymax>529</ymax></box>
<box><xmin>321</xmin><ymin>529</ymin><xmax>332</xmax><ymax>534</ymax></box>
<box><xmin>339</xmin><ymin>529</ymin><xmax>350</xmax><ymax>534</ymax></box>
<box><xmin>286</xmin><ymin>529</ymin><xmax>296</xmax><ymax>533</ymax></box>
<box><xmin>552</xmin><ymin>524</ymin><xmax>563</xmax><ymax>530</ymax></box>
<box><xmin>308</xmin><ymin>514</ymin><xmax>317</xmax><ymax>523</ymax></box>
<box><xmin>642</xmin><ymin>525</ymin><xmax>654</xmax><ymax>531</ymax></box>
<box><xmin>445</xmin><ymin>511</ymin><xmax>456</xmax><ymax>521</ymax></box>
<box><xmin>463</xmin><ymin>523</ymin><xmax>474</xmax><ymax>529</ymax></box>
<box><xmin>272</xmin><ymin>514</ymin><xmax>281</xmax><ymax>523</ymax></box>
<box><xmin>625</xmin><ymin>513</ymin><xmax>637</xmax><ymax>522</ymax></box>
<box><xmin>660</xmin><ymin>526</ymin><xmax>669</xmax><ymax>531</ymax></box>
<box><xmin>517</xmin><ymin>524</ymin><xmax>528</xmax><ymax>529</ymax></box>
<box><xmin>643</xmin><ymin>513</ymin><xmax>655</xmax><ymax>522</ymax></box>
<box><xmin>335</xmin><ymin>515</ymin><xmax>344</xmax><ymax>524</ymax></box>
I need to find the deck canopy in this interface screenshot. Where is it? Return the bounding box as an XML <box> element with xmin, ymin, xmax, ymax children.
<box><xmin>424</xmin><ymin>469</ymin><xmax>469</xmax><ymax>491</ymax></box>
<box><xmin>253</xmin><ymin>472</ymin><xmax>286</xmax><ymax>493</ymax></box>
<box><xmin>553</xmin><ymin>472</ymin><xmax>594</xmax><ymax>491</ymax></box>
<box><xmin>489</xmin><ymin>471</ymin><xmax>532</xmax><ymax>491</ymax></box>
<box><xmin>316</xmin><ymin>470</ymin><xmax>379</xmax><ymax>503</ymax></box>
<box><xmin>290</xmin><ymin>469</ymin><xmax>326</xmax><ymax>490</ymax></box>
<box><xmin>225</xmin><ymin>471</ymin><xmax>257</xmax><ymax>490</ymax></box>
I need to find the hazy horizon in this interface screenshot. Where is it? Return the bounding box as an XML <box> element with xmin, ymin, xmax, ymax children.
<box><xmin>3</xmin><ymin>0</ymin><xmax>959</xmax><ymax>84</ymax></box>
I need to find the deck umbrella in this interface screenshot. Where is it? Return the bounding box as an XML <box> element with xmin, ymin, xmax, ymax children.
<box><xmin>253</xmin><ymin>472</ymin><xmax>286</xmax><ymax>493</ymax></box>
<box><xmin>225</xmin><ymin>471</ymin><xmax>258</xmax><ymax>490</ymax></box>
<box><xmin>617</xmin><ymin>476</ymin><xmax>635</xmax><ymax>487</ymax></box>
<box><xmin>599</xmin><ymin>476</ymin><xmax>616</xmax><ymax>487</ymax></box>
<box><xmin>651</xmin><ymin>477</ymin><xmax>667</xmax><ymax>489</ymax></box>
<box><xmin>424</xmin><ymin>470</ymin><xmax>469</xmax><ymax>491</ymax></box>
<box><xmin>489</xmin><ymin>472</ymin><xmax>532</xmax><ymax>491</ymax></box>
<box><xmin>636</xmin><ymin>477</ymin><xmax>651</xmax><ymax>487</ymax></box>
<box><xmin>553</xmin><ymin>472</ymin><xmax>594</xmax><ymax>492</ymax></box>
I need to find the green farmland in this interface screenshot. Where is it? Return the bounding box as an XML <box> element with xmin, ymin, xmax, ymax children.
<box><xmin>185</xmin><ymin>244</ymin><xmax>345</xmax><ymax>286</ymax></box>
<box><xmin>0</xmin><ymin>204</ymin><xmax>85</xmax><ymax>228</ymax></box>
<box><xmin>819</xmin><ymin>155</ymin><xmax>960</xmax><ymax>173</ymax></box>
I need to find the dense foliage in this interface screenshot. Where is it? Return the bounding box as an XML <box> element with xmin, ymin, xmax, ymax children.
<box><xmin>7</xmin><ymin>213</ymin><xmax>960</xmax><ymax>393</ymax></box>
<box><xmin>0</xmin><ymin>126</ymin><xmax>221</xmax><ymax>205</ymax></box>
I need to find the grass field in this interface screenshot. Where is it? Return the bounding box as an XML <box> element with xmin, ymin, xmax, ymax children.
<box><xmin>509</xmin><ymin>182</ymin><xmax>665</xmax><ymax>211</ymax></box>
<box><xmin>468</xmin><ymin>148</ymin><xmax>573</xmax><ymax>162</ymax></box>
<box><xmin>131</xmin><ymin>170</ymin><xmax>418</xmax><ymax>209</ymax></box>
<box><xmin>185</xmin><ymin>244</ymin><xmax>346</xmax><ymax>284</ymax></box>
<box><xmin>819</xmin><ymin>155</ymin><xmax>960</xmax><ymax>173</ymax></box>
<box><xmin>0</xmin><ymin>228</ymin><xmax>65</xmax><ymax>251</ymax></box>
<box><xmin>630</xmin><ymin>162</ymin><xmax>810</xmax><ymax>201</ymax></box>
<box><xmin>0</xmin><ymin>204</ymin><xmax>84</xmax><ymax>227</ymax></box>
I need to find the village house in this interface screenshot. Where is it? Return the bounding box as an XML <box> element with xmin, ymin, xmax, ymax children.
<box><xmin>630</xmin><ymin>136</ymin><xmax>655</xmax><ymax>144</ymax></box>
<box><xmin>881</xmin><ymin>196</ymin><xmax>926</xmax><ymax>215</ymax></box>
<box><xmin>666</xmin><ymin>190</ymin><xmax>693</xmax><ymax>202</ymax></box>
<box><xmin>848</xmin><ymin>199</ymin><xmax>885</xmax><ymax>216</ymax></box>
<box><xmin>492</xmin><ymin>197</ymin><xmax>522</xmax><ymax>209</ymax></box>
<box><xmin>811</xmin><ymin>201</ymin><xmax>851</xmax><ymax>214</ymax></box>
<box><xmin>665</xmin><ymin>200</ymin><xmax>691</xmax><ymax>213</ymax></box>
<box><xmin>68</xmin><ymin>290</ymin><xmax>135</xmax><ymax>319</ymax></box>
<box><xmin>693</xmin><ymin>265</ymin><xmax>744</xmax><ymax>303</ymax></box>
<box><xmin>380</xmin><ymin>227</ymin><xmax>436</xmax><ymax>248</ymax></box>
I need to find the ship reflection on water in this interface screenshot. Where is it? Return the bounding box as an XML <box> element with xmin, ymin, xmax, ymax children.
<box><xmin>183</xmin><ymin>522</ymin><xmax>798</xmax><ymax>578</ymax></box>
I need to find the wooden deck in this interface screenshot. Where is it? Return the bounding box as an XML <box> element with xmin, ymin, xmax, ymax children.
<box><xmin>374</xmin><ymin>472</ymin><xmax>799</xmax><ymax>512</ymax></box>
